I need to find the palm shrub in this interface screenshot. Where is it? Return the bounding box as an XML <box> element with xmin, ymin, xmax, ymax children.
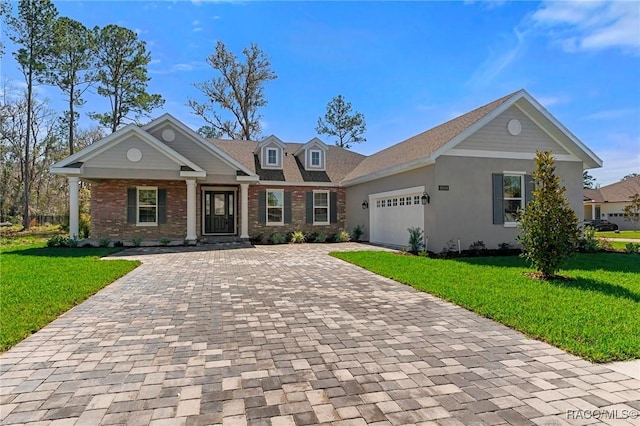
<box><xmin>290</xmin><ymin>231</ymin><xmax>305</xmax><ymax>243</ymax></box>
<box><xmin>518</xmin><ymin>151</ymin><xmax>580</xmax><ymax>279</ymax></box>
<box><xmin>407</xmin><ymin>227</ymin><xmax>424</xmax><ymax>254</ymax></box>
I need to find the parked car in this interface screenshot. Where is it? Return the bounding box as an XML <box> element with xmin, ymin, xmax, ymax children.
<box><xmin>586</xmin><ymin>220</ymin><xmax>619</xmax><ymax>232</ymax></box>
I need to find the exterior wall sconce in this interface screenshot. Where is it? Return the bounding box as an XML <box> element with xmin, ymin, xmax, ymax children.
<box><xmin>421</xmin><ymin>192</ymin><xmax>430</xmax><ymax>205</ymax></box>
<box><xmin>362</xmin><ymin>200</ymin><xmax>369</xmax><ymax>209</ymax></box>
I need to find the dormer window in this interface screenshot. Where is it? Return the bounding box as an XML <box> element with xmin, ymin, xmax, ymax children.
<box><xmin>266</xmin><ymin>148</ymin><xmax>278</xmax><ymax>166</ymax></box>
<box><xmin>310</xmin><ymin>150</ymin><xmax>321</xmax><ymax>167</ymax></box>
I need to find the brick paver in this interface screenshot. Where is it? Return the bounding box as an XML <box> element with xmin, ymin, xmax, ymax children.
<box><xmin>1</xmin><ymin>243</ymin><xmax>638</xmax><ymax>425</ymax></box>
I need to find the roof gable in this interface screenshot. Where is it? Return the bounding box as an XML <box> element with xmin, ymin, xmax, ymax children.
<box><xmin>293</xmin><ymin>137</ymin><xmax>328</xmax><ymax>157</ymax></box>
<box><xmin>51</xmin><ymin>125</ymin><xmax>205</xmax><ymax>176</ymax></box>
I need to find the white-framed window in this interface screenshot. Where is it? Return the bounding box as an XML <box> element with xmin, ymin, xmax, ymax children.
<box><xmin>137</xmin><ymin>187</ymin><xmax>157</xmax><ymax>226</ymax></box>
<box><xmin>381</xmin><ymin>199</ymin><xmax>386</xmax><ymax>207</ymax></box>
<box><xmin>376</xmin><ymin>200</ymin><xmax>380</xmax><ymax>208</ymax></box>
<box><xmin>313</xmin><ymin>190</ymin><xmax>329</xmax><ymax>225</ymax></box>
<box><xmin>400</xmin><ymin>197</ymin><xmax>405</xmax><ymax>206</ymax></box>
<box><xmin>392</xmin><ymin>198</ymin><xmax>398</xmax><ymax>206</ymax></box>
<box><xmin>310</xmin><ymin>149</ymin><xmax>321</xmax><ymax>167</ymax></box>
<box><xmin>413</xmin><ymin>195</ymin><xmax>420</xmax><ymax>205</ymax></box>
<box><xmin>503</xmin><ymin>174</ymin><xmax>524</xmax><ymax>225</ymax></box>
<box><xmin>266</xmin><ymin>189</ymin><xmax>284</xmax><ymax>225</ymax></box>
<box><xmin>266</xmin><ymin>148</ymin><xmax>278</xmax><ymax>166</ymax></box>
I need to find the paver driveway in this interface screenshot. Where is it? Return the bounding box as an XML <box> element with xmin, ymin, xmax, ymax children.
<box><xmin>1</xmin><ymin>243</ymin><xmax>638</xmax><ymax>426</ymax></box>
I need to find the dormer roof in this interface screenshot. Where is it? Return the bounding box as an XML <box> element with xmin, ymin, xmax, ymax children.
<box><xmin>293</xmin><ymin>137</ymin><xmax>328</xmax><ymax>157</ymax></box>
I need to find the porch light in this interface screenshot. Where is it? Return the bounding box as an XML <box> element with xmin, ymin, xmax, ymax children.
<box><xmin>362</xmin><ymin>200</ymin><xmax>369</xmax><ymax>209</ymax></box>
<box><xmin>421</xmin><ymin>192</ymin><xmax>430</xmax><ymax>205</ymax></box>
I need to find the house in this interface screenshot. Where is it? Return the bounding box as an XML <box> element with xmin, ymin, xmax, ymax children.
<box><xmin>51</xmin><ymin>89</ymin><xmax>602</xmax><ymax>251</ymax></box>
<box><xmin>584</xmin><ymin>176</ymin><xmax>640</xmax><ymax>230</ymax></box>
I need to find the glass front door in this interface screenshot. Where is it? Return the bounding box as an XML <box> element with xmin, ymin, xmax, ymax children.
<box><xmin>204</xmin><ymin>191</ymin><xmax>235</xmax><ymax>234</ymax></box>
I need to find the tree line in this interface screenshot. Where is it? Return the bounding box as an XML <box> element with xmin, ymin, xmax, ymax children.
<box><xmin>1</xmin><ymin>0</ymin><xmax>367</xmax><ymax>230</ymax></box>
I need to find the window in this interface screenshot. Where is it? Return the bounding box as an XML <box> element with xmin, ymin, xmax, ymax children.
<box><xmin>137</xmin><ymin>187</ymin><xmax>157</xmax><ymax>225</ymax></box>
<box><xmin>381</xmin><ymin>200</ymin><xmax>386</xmax><ymax>207</ymax></box>
<box><xmin>400</xmin><ymin>197</ymin><xmax>405</xmax><ymax>206</ymax></box>
<box><xmin>313</xmin><ymin>191</ymin><xmax>329</xmax><ymax>224</ymax></box>
<box><xmin>310</xmin><ymin>150</ymin><xmax>321</xmax><ymax>167</ymax></box>
<box><xmin>266</xmin><ymin>189</ymin><xmax>283</xmax><ymax>225</ymax></box>
<box><xmin>392</xmin><ymin>198</ymin><xmax>398</xmax><ymax>206</ymax></box>
<box><xmin>376</xmin><ymin>200</ymin><xmax>380</xmax><ymax>208</ymax></box>
<box><xmin>503</xmin><ymin>175</ymin><xmax>524</xmax><ymax>224</ymax></box>
<box><xmin>413</xmin><ymin>195</ymin><xmax>420</xmax><ymax>205</ymax></box>
<box><xmin>266</xmin><ymin>148</ymin><xmax>278</xmax><ymax>166</ymax></box>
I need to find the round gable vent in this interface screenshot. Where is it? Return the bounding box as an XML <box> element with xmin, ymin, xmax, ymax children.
<box><xmin>507</xmin><ymin>119</ymin><xmax>522</xmax><ymax>136</ymax></box>
<box><xmin>162</xmin><ymin>129</ymin><xmax>176</xmax><ymax>142</ymax></box>
<box><xmin>127</xmin><ymin>148</ymin><xmax>143</xmax><ymax>162</ymax></box>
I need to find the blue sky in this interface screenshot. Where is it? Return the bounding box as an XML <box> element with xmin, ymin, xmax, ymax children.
<box><xmin>2</xmin><ymin>0</ymin><xmax>639</xmax><ymax>185</ymax></box>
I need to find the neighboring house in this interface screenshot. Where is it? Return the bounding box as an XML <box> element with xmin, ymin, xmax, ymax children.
<box><xmin>51</xmin><ymin>89</ymin><xmax>602</xmax><ymax>251</ymax></box>
<box><xmin>584</xmin><ymin>177</ymin><xmax>640</xmax><ymax>230</ymax></box>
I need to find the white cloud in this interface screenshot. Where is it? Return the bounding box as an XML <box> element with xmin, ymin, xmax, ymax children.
<box><xmin>590</xmin><ymin>133</ymin><xmax>640</xmax><ymax>185</ymax></box>
<box><xmin>465</xmin><ymin>28</ymin><xmax>526</xmax><ymax>88</ymax></box>
<box><xmin>535</xmin><ymin>94</ymin><xmax>572</xmax><ymax>108</ymax></box>
<box><xmin>149</xmin><ymin>61</ymin><xmax>208</xmax><ymax>74</ymax></box>
<box><xmin>584</xmin><ymin>108</ymin><xmax>636</xmax><ymax>121</ymax></box>
<box><xmin>464</xmin><ymin>0</ymin><xmax>507</xmax><ymax>10</ymax></box>
<box><xmin>532</xmin><ymin>1</ymin><xmax>640</xmax><ymax>55</ymax></box>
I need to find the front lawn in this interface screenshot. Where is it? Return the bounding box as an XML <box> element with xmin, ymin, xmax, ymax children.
<box><xmin>1</xmin><ymin>240</ymin><xmax>139</xmax><ymax>351</ymax></box>
<box><xmin>331</xmin><ymin>251</ymin><xmax>639</xmax><ymax>362</ymax></box>
<box><xmin>597</xmin><ymin>230</ymin><xmax>640</xmax><ymax>239</ymax></box>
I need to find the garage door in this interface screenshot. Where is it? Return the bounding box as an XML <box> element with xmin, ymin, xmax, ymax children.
<box><xmin>369</xmin><ymin>187</ymin><xmax>424</xmax><ymax>248</ymax></box>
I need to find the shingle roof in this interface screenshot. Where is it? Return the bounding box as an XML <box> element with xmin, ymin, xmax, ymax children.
<box><xmin>584</xmin><ymin>176</ymin><xmax>640</xmax><ymax>203</ymax></box>
<box><xmin>208</xmin><ymin>139</ymin><xmax>366</xmax><ymax>183</ymax></box>
<box><xmin>343</xmin><ymin>91</ymin><xmax>521</xmax><ymax>182</ymax></box>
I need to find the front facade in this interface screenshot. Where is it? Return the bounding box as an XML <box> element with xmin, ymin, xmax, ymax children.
<box><xmin>52</xmin><ymin>90</ymin><xmax>602</xmax><ymax>250</ymax></box>
<box><xmin>584</xmin><ymin>177</ymin><xmax>640</xmax><ymax>230</ymax></box>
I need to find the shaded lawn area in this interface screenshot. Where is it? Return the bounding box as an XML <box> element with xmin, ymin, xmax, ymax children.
<box><xmin>1</xmin><ymin>244</ymin><xmax>139</xmax><ymax>351</ymax></box>
<box><xmin>597</xmin><ymin>230</ymin><xmax>640</xmax><ymax>239</ymax></box>
<box><xmin>331</xmin><ymin>251</ymin><xmax>640</xmax><ymax>363</ymax></box>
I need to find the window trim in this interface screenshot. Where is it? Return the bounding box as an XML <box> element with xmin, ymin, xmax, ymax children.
<box><xmin>266</xmin><ymin>147</ymin><xmax>278</xmax><ymax>166</ymax></box>
<box><xmin>309</xmin><ymin>149</ymin><xmax>322</xmax><ymax>167</ymax></box>
<box><xmin>137</xmin><ymin>186</ymin><xmax>158</xmax><ymax>226</ymax></box>
<box><xmin>312</xmin><ymin>190</ymin><xmax>330</xmax><ymax>225</ymax></box>
<box><xmin>503</xmin><ymin>173</ymin><xmax>525</xmax><ymax>227</ymax></box>
<box><xmin>266</xmin><ymin>189</ymin><xmax>284</xmax><ymax>226</ymax></box>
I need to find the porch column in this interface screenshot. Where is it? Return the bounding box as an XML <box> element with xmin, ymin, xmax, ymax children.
<box><xmin>186</xmin><ymin>179</ymin><xmax>197</xmax><ymax>241</ymax></box>
<box><xmin>591</xmin><ymin>204</ymin><xmax>596</xmax><ymax>221</ymax></box>
<box><xmin>68</xmin><ymin>176</ymin><xmax>79</xmax><ymax>239</ymax></box>
<box><xmin>240</xmin><ymin>183</ymin><xmax>249</xmax><ymax>239</ymax></box>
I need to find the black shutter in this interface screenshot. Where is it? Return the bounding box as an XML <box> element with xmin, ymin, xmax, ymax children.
<box><xmin>127</xmin><ymin>188</ymin><xmax>136</xmax><ymax>224</ymax></box>
<box><xmin>284</xmin><ymin>191</ymin><xmax>292</xmax><ymax>224</ymax></box>
<box><xmin>330</xmin><ymin>192</ymin><xmax>338</xmax><ymax>224</ymax></box>
<box><xmin>158</xmin><ymin>189</ymin><xmax>167</xmax><ymax>224</ymax></box>
<box><xmin>524</xmin><ymin>174</ymin><xmax>534</xmax><ymax>205</ymax></box>
<box><xmin>258</xmin><ymin>191</ymin><xmax>266</xmax><ymax>224</ymax></box>
<box><xmin>306</xmin><ymin>192</ymin><xmax>313</xmax><ymax>224</ymax></box>
<box><xmin>492</xmin><ymin>174</ymin><xmax>504</xmax><ymax>225</ymax></box>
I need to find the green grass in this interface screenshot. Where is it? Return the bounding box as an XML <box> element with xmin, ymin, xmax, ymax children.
<box><xmin>1</xmin><ymin>237</ymin><xmax>139</xmax><ymax>351</ymax></box>
<box><xmin>331</xmin><ymin>251</ymin><xmax>640</xmax><ymax>362</ymax></box>
<box><xmin>596</xmin><ymin>230</ymin><xmax>640</xmax><ymax>239</ymax></box>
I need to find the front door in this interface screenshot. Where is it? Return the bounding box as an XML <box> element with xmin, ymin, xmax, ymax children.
<box><xmin>204</xmin><ymin>191</ymin><xmax>235</xmax><ymax>234</ymax></box>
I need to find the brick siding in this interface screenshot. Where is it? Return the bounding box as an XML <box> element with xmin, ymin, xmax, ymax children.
<box><xmin>91</xmin><ymin>180</ymin><xmax>187</xmax><ymax>240</ymax></box>
<box><xmin>248</xmin><ymin>186</ymin><xmax>346</xmax><ymax>239</ymax></box>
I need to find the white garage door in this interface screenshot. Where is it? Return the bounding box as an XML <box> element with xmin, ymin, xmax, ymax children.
<box><xmin>369</xmin><ymin>186</ymin><xmax>424</xmax><ymax>248</ymax></box>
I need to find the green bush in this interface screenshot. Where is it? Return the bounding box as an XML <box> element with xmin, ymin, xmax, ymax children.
<box><xmin>518</xmin><ymin>151</ymin><xmax>580</xmax><ymax>278</ymax></box>
<box><xmin>352</xmin><ymin>225</ymin><xmax>364</xmax><ymax>242</ymax></box>
<box><xmin>469</xmin><ymin>240</ymin><xmax>486</xmax><ymax>256</ymax></box>
<box><xmin>99</xmin><ymin>238</ymin><xmax>111</xmax><ymax>248</ymax></box>
<box><xmin>407</xmin><ymin>227</ymin><xmax>424</xmax><ymax>254</ymax></box>
<box><xmin>290</xmin><ymin>231</ymin><xmax>305</xmax><ymax>244</ymax></box>
<box><xmin>315</xmin><ymin>232</ymin><xmax>327</xmax><ymax>243</ymax></box>
<box><xmin>624</xmin><ymin>242</ymin><xmax>639</xmax><ymax>254</ymax></box>
<box><xmin>333</xmin><ymin>230</ymin><xmax>351</xmax><ymax>243</ymax></box>
<box><xmin>132</xmin><ymin>237</ymin><xmax>142</xmax><ymax>247</ymax></box>
<box><xmin>269</xmin><ymin>232</ymin><xmax>287</xmax><ymax>244</ymax></box>
<box><xmin>578</xmin><ymin>225</ymin><xmax>599</xmax><ymax>253</ymax></box>
<box><xmin>159</xmin><ymin>237</ymin><xmax>171</xmax><ymax>246</ymax></box>
<box><xmin>46</xmin><ymin>235</ymin><xmax>67</xmax><ymax>248</ymax></box>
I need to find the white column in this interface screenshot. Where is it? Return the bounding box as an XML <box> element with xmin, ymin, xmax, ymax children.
<box><xmin>591</xmin><ymin>204</ymin><xmax>596</xmax><ymax>221</ymax></box>
<box><xmin>186</xmin><ymin>179</ymin><xmax>197</xmax><ymax>241</ymax></box>
<box><xmin>240</xmin><ymin>183</ymin><xmax>249</xmax><ymax>239</ymax></box>
<box><xmin>68</xmin><ymin>177</ymin><xmax>79</xmax><ymax>239</ymax></box>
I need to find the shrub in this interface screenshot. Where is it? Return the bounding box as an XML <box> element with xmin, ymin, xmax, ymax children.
<box><xmin>352</xmin><ymin>225</ymin><xmax>364</xmax><ymax>242</ymax></box>
<box><xmin>269</xmin><ymin>232</ymin><xmax>287</xmax><ymax>244</ymax></box>
<box><xmin>498</xmin><ymin>242</ymin><xmax>512</xmax><ymax>251</ymax></box>
<box><xmin>65</xmin><ymin>237</ymin><xmax>78</xmax><ymax>248</ymax></box>
<box><xmin>333</xmin><ymin>230</ymin><xmax>351</xmax><ymax>243</ymax></box>
<box><xmin>47</xmin><ymin>235</ymin><xmax>67</xmax><ymax>248</ymax></box>
<box><xmin>99</xmin><ymin>238</ymin><xmax>111</xmax><ymax>248</ymax></box>
<box><xmin>469</xmin><ymin>240</ymin><xmax>486</xmax><ymax>256</ymax></box>
<box><xmin>442</xmin><ymin>239</ymin><xmax>456</xmax><ymax>253</ymax></box>
<box><xmin>249</xmin><ymin>234</ymin><xmax>264</xmax><ymax>244</ymax></box>
<box><xmin>315</xmin><ymin>232</ymin><xmax>327</xmax><ymax>243</ymax></box>
<box><xmin>578</xmin><ymin>225</ymin><xmax>599</xmax><ymax>253</ymax></box>
<box><xmin>407</xmin><ymin>227</ymin><xmax>424</xmax><ymax>254</ymax></box>
<box><xmin>290</xmin><ymin>231</ymin><xmax>305</xmax><ymax>244</ymax></box>
<box><xmin>518</xmin><ymin>151</ymin><xmax>580</xmax><ymax>279</ymax></box>
<box><xmin>597</xmin><ymin>238</ymin><xmax>613</xmax><ymax>252</ymax></box>
<box><xmin>159</xmin><ymin>237</ymin><xmax>171</xmax><ymax>246</ymax></box>
<box><xmin>625</xmin><ymin>243</ymin><xmax>639</xmax><ymax>254</ymax></box>
<box><xmin>113</xmin><ymin>240</ymin><xmax>124</xmax><ymax>248</ymax></box>
<box><xmin>132</xmin><ymin>237</ymin><xmax>142</xmax><ymax>247</ymax></box>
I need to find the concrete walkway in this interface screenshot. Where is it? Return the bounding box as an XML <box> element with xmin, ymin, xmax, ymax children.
<box><xmin>1</xmin><ymin>244</ymin><xmax>638</xmax><ymax>425</ymax></box>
